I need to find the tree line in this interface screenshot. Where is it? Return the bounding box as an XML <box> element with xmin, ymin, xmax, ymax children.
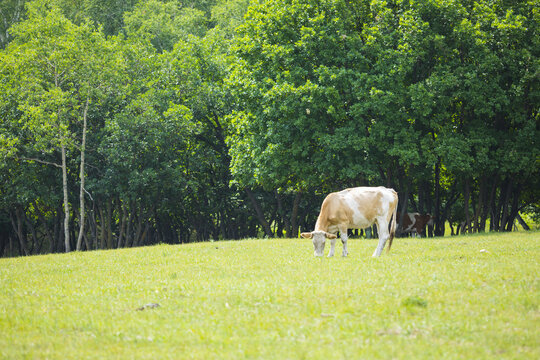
<box><xmin>0</xmin><ymin>0</ymin><xmax>538</xmax><ymax>257</ymax></box>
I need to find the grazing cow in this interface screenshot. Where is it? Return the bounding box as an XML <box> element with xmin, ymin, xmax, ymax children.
<box><xmin>398</xmin><ymin>213</ymin><xmax>434</xmax><ymax>237</ymax></box>
<box><xmin>301</xmin><ymin>187</ymin><xmax>398</xmax><ymax>258</ymax></box>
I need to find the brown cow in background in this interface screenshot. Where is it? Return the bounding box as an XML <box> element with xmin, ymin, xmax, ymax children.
<box><xmin>398</xmin><ymin>213</ymin><xmax>434</xmax><ymax>237</ymax></box>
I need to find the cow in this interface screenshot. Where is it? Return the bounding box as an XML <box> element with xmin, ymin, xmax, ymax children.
<box><xmin>398</xmin><ymin>213</ymin><xmax>434</xmax><ymax>237</ymax></box>
<box><xmin>301</xmin><ymin>187</ymin><xmax>398</xmax><ymax>258</ymax></box>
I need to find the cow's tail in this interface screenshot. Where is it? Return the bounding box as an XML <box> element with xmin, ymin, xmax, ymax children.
<box><xmin>387</xmin><ymin>199</ymin><xmax>397</xmax><ymax>252</ymax></box>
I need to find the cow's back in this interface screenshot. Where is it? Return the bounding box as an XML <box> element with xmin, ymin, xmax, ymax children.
<box><xmin>316</xmin><ymin>186</ymin><xmax>397</xmax><ymax>231</ymax></box>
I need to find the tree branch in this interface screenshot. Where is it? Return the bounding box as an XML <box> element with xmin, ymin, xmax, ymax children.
<box><xmin>17</xmin><ymin>156</ymin><xmax>62</xmax><ymax>168</ymax></box>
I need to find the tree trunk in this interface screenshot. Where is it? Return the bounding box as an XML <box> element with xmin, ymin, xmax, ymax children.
<box><xmin>245</xmin><ymin>188</ymin><xmax>273</xmax><ymax>238</ymax></box>
<box><xmin>493</xmin><ymin>179</ymin><xmax>507</xmax><ymax>231</ymax></box>
<box><xmin>397</xmin><ymin>173</ymin><xmax>410</xmax><ymax>236</ymax></box>
<box><xmin>439</xmin><ymin>185</ymin><xmax>458</xmax><ymax>238</ymax></box>
<box><xmin>463</xmin><ymin>178</ymin><xmax>471</xmax><ymax>234</ymax></box>
<box><xmin>483</xmin><ymin>178</ymin><xmax>497</xmax><ymax>232</ymax></box>
<box><xmin>76</xmin><ymin>99</ymin><xmax>90</xmax><ymax>251</ymax></box>
<box><xmin>516</xmin><ymin>213</ymin><xmax>530</xmax><ymax>230</ymax></box>
<box><xmin>24</xmin><ymin>213</ymin><xmax>38</xmax><ymax>253</ymax></box>
<box><xmin>474</xmin><ymin>176</ymin><xmax>486</xmax><ymax>232</ymax></box>
<box><xmin>35</xmin><ymin>203</ymin><xmax>54</xmax><ymax>253</ymax></box>
<box><xmin>0</xmin><ymin>233</ymin><xmax>6</xmax><ymax>258</ymax></box>
<box><xmin>289</xmin><ymin>191</ymin><xmax>302</xmax><ymax>238</ymax></box>
<box><xmin>133</xmin><ymin>218</ymin><xmax>142</xmax><ymax>247</ymax></box>
<box><xmin>132</xmin><ymin>205</ymin><xmax>144</xmax><ymax>247</ymax></box>
<box><xmin>98</xmin><ymin>204</ymin><xmax>106</xmax><ymax>249</ymax></box>
<box><xmin>135</xmin><ymin>219</ymin><xmax>150</xmax><ymax>247</ymax></box>
<box><xmin>449</xmin><ymin>222</ymin><xmax>455</xmax><ymax>236</ymax></box>
<box><xmin>88</xmin><ymin>206</ymin><xmax>97</xmax><ymax>250</ymax></box>
<box><xmin>505</xmin><ymin>186</ymin><xmax>521</xmax><ymax>232</ymax></box>
<box><xmin>124</xmin><ymin>199</ymin><xmax>134</xmax><ymax>247</ymax></box>
<box><xmin>51</xmin><ymin>207</ymin><xmax>61</xmax><ymax>253</ymax></box>
<box><xmin>106</xmin><ymin>198</ymin><xmax>113</xmax><ymax>248</ymax></box>
<box><xmin>10</xmin><ymin>207</ymin><xmax>28</xmax><ymax>256</ymax></box>
<box><xmin>499</xmin><ymin>180</ymin><xmax>512</xmax><ymax>231</ymax></box>
<box><xmin>434</xmin><ymin>158</ymin><xmax>442</xmax><ymax>236</ymax></box>
<box><xmin>61</xmin><ymin>144</ymin><xmax>71</xmax><ymax>252</ymax></box>
<box><xmin>275</xmin><ymin>191</ymin><xmax>291</xmax><ymax>237</ymax></box>
<box><xmin>425</xmin><ymin>180</ymin><xmax>434</xmax><ymax>237</ymax></box>
<box><xmin>117</xmin><ymin>200</ymin><xmax>127</xmax><ymax>248</ymax></box>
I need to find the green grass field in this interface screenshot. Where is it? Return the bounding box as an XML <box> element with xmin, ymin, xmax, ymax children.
<box><xmin>1</xmin><ymin>232</ymin><xmax>538</xmax><ymax>359</ymax></box>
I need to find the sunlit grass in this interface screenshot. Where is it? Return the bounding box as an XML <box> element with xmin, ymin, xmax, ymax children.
<box><xmin>1</xmin><ymin>231</ymin><xmax>538</xmax><ymax>359</ymax></box>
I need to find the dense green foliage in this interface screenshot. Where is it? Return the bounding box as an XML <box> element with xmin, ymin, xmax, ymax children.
<box><xmin>0</xmin><ymin>0</ymin><xmax>538</xmax><ymax>256</ymax></box>
<box><xmin>1</xmin><ymin>232</ymin><xmax>539</xmax><ymax>358</ymax></box>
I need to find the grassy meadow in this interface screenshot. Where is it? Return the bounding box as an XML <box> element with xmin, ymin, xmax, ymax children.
<box><xmin>1</xmin><ymin>231</ymin><xmax>538</xmax><ymax>359</ymax></box>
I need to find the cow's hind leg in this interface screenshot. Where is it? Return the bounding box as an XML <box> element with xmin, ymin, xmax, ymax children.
<box><xmin>372</xmin><ymin>235</ymin><xmax>388</xmax><ymax>257</ymax></box>
<box><xmin>372</xmin><ymin>219</ymin><xmax>390</xmax><ymax>257</ymax></box>
<box><xmin>340</xmin><ymin>227</ymin><xmax>349</xmax><ymax>257</ymax></box>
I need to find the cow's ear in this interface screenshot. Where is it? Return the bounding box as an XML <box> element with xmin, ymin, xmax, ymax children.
<box><xmin>300</xmin><ymin>232</ymin><xmax>313</xmax><ymax>239</ymax></box>
<box><xmin>325</xmin><ymin>232</ymin><xmax>337</xmax><ymax>239</ymax></box>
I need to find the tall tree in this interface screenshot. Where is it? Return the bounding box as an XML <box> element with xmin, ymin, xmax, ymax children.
<box><xmin>0</xmin><ymin>2</ymin><xmax>117</xmax><ymax>251</ymax></box>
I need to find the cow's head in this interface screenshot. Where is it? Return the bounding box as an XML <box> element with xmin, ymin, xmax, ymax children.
<box><xmin>300</xmin><ymin>231</ymin><xmax>337</xmax><ymax>257</ymax></box>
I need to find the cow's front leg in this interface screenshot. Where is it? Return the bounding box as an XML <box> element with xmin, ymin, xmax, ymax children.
<box><xmin>328</xmin><ymin>236</ymin><xmax>337</xmax><ymax>257</ymax></box>
<box><xmin>340</xmin><ymin>231</ymin><xmax>349</xmax><ymax>257</ymax></box>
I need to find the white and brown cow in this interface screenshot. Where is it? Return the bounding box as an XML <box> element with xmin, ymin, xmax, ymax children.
<box><xmin>398</xmin><ymin>213</ymin><xmax>434</xmax><ymax>237</ymax></box>
<box><xmin>301</xmin><ymin>187</ymin><xmax>398</xmax><ymax>257</ymax></box>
